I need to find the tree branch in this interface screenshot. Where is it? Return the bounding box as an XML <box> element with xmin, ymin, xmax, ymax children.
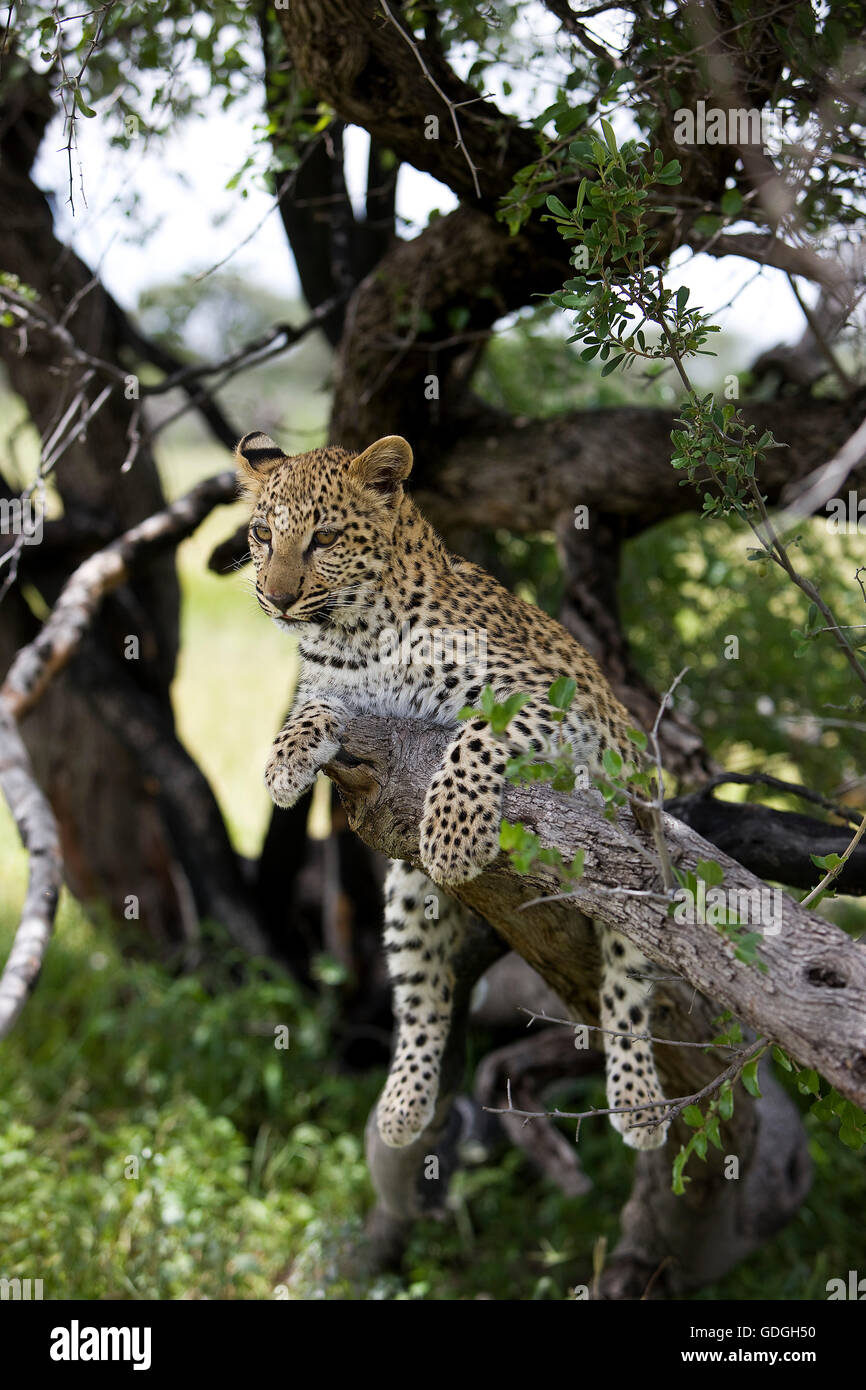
<box><xmin>1</xmin><ymin>471</ymin><xmax>239</xmax><ymax>720</ymax></box>
<box><xmin>697</xmin><ymin>232</ymin><xmax>852</xmax><ymax>297</ymax></box>
<box><xmin>324</xmin><ymin>713</ymin><xmax>866</xmax><ymax>1108</ymax></box>
<box><xmin>413</xmin><ymin>392</ymin><xmax>866</xmax><ymax>535</ymax></box>
<box><xmin>0</xmin><ymin>700</ymin><xmax>62</xmax><ymax>1039</ymax></box>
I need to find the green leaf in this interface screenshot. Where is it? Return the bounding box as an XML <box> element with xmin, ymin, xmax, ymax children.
<box><xmin>599</xmin><ymin>118</ymin><xmax>617</xmax><ymax>154</ymax></box>
<box><xmin>671</xmin><ymin>1148</ymin><xmax>690</xmax><ymax>1195</ymax></box>
<box><xmin>602</xmin><ymin>748</ymin><xmax>623</xmax><ymax>777</ymax></box>
<box><xmin>705</xmin><ymin>1113</ymin><xmax>723</xmax><ymax>1149</ymax></box>
<box><xmin>695</xmin><ymin>858</ymin><xmax>724</xmax><ymax>886</ymax></box>
<box><xmin>568</xmin><ymin>849</ymin><xmax>586</xmax><ymax>879</ymax></box>
<box><xmin>657</xmin><ymin>159</ymin><xmax>682</xmax><ymax>185</ymax></box>
<box><xmin>74</xmin><ymin>88</ymin><xmax>97</xmax><ymax>119</ymax></box>
<box><xmin>720</xmin><ymin>188</ymin><xmax>743</xmax><ymax>216</ymax></box>
<box><xmin>545</xmin><ymin>194</ymin><xmax>571</xmax><ymax>220</ymax></box>
<box><xmin>741</xmin><ymin>1059</ymin><xmax>762</xmax><ymax>1097</ymax></box>
<box><xmin>683</xmin><ymin>1105</ymin><xmax>704</xmax><ymax>1128</ymax></box>
<box><xmin>499</xmin><ymin>819</ymin><xmax>522</xmax><ymax>851</ymax></box>
<box><xmin>810</xmin><ymin>852</ymin><xmax>842</xmax><ymax>871</ymax></box>
<box><xmin>549</xmin><ymin>677</ymin><xmax>577</xmax><ymax>710</ymax></box>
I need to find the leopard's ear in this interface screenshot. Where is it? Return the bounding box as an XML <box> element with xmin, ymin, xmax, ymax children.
<box><xmin>349</xmin><ymin>436</ymin><xmax>413</xmax><ymax>497</ymax></box>
<box><xmin>235</xmin><ymin>431</ymin><xmax>287</xmax><ymax>495</ymax></box>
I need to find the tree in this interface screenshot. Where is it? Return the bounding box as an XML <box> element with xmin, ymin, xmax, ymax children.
<box><xmin>1</xmin><ymin>0</ymin><xmax>865</xmax><ymax>1298</ymax></box>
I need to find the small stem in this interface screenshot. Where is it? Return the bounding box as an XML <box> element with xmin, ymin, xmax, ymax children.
<box><xmin>802</xmin><ymin>810</ymin><xmax>866</xmax><ymax>907</ymax></box>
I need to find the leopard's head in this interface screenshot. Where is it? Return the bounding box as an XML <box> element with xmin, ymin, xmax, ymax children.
<box><xmin>236</xmin><ymin>432</ymin><xmax>414</xmax><ymax>626</ymax></box>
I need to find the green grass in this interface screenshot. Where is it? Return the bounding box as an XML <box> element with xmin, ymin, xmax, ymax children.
<box><xmin>0</xmin><ymin>881</ymin><xmax>862</xmax><ymax>1300</ymax></box>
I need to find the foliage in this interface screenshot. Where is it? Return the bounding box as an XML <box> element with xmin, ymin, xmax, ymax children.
<box><xmin>0</xmin><ymin>897</ymin><xmax>378</xmax><ymax>1299</ymax></box>
<box><xmin>672</xmin><ymin>1023</ymin><xmax>866</xmax><ymax>1197</ymax></box>
<box><xmin>497</xmin><ymin>0</ymin><xmax>866</xmax><ymax>241</ymax></box>
<box><xmin>622</xmin><ymin>512</ymin><xmax>866</xmax><ymax>795</ymax></box>
<box><xmin>1</xmin><ymin>887</ymin><xmax>862</xmax><ymax>1300</ymax></box>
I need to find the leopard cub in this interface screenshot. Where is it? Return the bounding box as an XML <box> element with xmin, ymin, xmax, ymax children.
<box><xmin>238</xmin><ymin>430</ymin><xmax>669</xmax><ymax>1153</ymax></box>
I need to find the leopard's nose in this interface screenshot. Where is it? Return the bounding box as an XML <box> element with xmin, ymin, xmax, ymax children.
<box><xmin>265</xmin><ymin>589</ymin><xmax>298</xmax><ymax>613</ymax></box>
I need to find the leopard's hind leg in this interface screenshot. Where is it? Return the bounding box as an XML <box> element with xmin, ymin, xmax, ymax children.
<box><xmin>377</xmin><ymin>861</ymin><xmax>474</xmax><ymax>1148</ymax></box>
<box><xmin>597</xmin><ymin>924</ymin><xmax>669</xmax><ymax>1150</ymax></box>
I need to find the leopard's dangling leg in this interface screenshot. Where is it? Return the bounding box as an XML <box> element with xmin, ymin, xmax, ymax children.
<box><xmin>377</xmin><ymin>861</ymin><xmax>472</xmax><ymax>1148</ymax></box>
<box><xmin>597</xmin><ymin>924</ymin><xmax>669</xmax><ymax>1150</ymax></box>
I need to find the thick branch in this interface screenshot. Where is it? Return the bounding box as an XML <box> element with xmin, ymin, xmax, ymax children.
<box><xmin>325</xmin><ymin>715</ymin><xmax>866</xmax><ymax>1108</ymax></box>
<box><xmin>277</xmin><ymin>1</ymin><xmax>540</xmax><ymax>207</ymax></box>
<box><xmin>697</xmin><ymin>233</ymin><xmax>852</xmax><ymax>298</ymax></box>
<box><xmin>669</xmin><ymin>793</ymin><xmax>866</xmax><ymax>892</ymax></box>
<box><xmin>413</xmin><ymin>392</ymin><xmax>866</xmax><ymax>534</ymax></box>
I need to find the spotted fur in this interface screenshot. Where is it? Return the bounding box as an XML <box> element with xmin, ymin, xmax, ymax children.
<box><xmin>238</xmin><ymin>432</ymin><xmax>669</xmax><ymax>1152</ymax></box>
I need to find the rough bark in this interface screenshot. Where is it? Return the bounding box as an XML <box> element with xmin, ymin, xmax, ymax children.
<box><xmin>412</xmin><ymin>393</ymin><xmax>866</xmax><ymax>535</ymax></box>
<box><xmin>330</xmin><ymin>204</ymin><xmax>534</xmax><ymax>450</ymax></box>
<box><xmin>277</xmin><ymin>0</ymin><xmax>543</xmax><ymax>208</ymax></box>
<box><xmin>325</xmin><ymin>715</ymin><xmax>866</xmax><ymax>1096</ymax></box>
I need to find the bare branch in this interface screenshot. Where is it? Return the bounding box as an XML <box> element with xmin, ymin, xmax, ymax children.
<box><xmin>698</xmin><ymin>231</ymin><xmax>852</xmax><ymax>296</ymax></box>
<box><xmin>778</xmin><ymin>411</ymin><xmax>866</xmax><ymax>526</ymax></box>
<box><xmin>802</xmin><ymin>811</ymin><xmax>866</xmax><ymax>908</ymax></box>
<box><xmin>485</xmin><ymin>1038</ymin><xmax>766</xmax><ymax>1135</ymax></box>
<box><xmin>0</xmin><ymin>468</ymin><xmax>257</xmax><ymax>1033</ymax></box>
<box><xmin>2</xmin><ymin>470</ymin><xmax>238</xmax><ymax>720</ymax></box>
<box><xmin>519</xmin><ymin>1007</ymin><xmax>745</xmax><ymax>1051</ymax></box>
<box><xmin>379</xmin><ymin>0</ymin><xmax>483</xmax><ymax>199</ymax></box>
<box><xmin>0</xmin><ymin>702</ymin><xmax>62</xmax><ymax>1040</ymax></box>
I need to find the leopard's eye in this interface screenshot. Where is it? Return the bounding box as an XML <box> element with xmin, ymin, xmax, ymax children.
<box><xmin>251</xmin><ymin>519</ymin><xmax>271</xmax><ymax>545</ymax></box>
<box><xmin>313</xmin><ymin>529</ymin><xmax>339</xmax><ymax>548</ymax></box>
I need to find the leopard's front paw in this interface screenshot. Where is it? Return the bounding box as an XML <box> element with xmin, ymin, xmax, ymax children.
<box><xmin>264</xmin><ymin>745</ymin><xmax>320</xmax><ymax>808</ymax></box>
<box><xmin>418</xmin><ymin>786</ymin><xmax>501</xmax><ymax>888</ymax></box>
